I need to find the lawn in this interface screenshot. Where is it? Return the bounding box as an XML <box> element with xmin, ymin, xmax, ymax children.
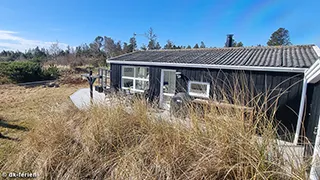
<box><xmin>0</xmin><ymin>83</ymin><xmax>87</xmax><ymax>166</ymax></box>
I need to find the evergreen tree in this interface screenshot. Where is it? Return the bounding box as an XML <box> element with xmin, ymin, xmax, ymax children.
<box><xmin>146</xmin><ymin>27</ymin><xmax>157</xmax><ymax>50</ymax></box>
<box><xmin>155</xmin><ymin>42</ymin><xmax>161</xmax><ymax>49</ymax></box>
<box><xmin>148</xmin><ymin>39</ymin><xmax>156</xmax><ymax>50</ymax></box>
<box><xmin>141</xmin><ymin>44</ymin><xmax>147</xmax><ymax>50</ymax></box>
<box><xmin>164</xmin><ymin>40</ymin><xmax>174</xmax><ymax>49</ymax></box>
<box><xmin>115</xmin><ymin>41</ymin><xmax>122</xmax><ymax>55</ymax></box>
<box><xmin>236</xmin><ymin>42</ymin><xmax>244</xmax><ymax>47</ymax></box>
<box><xmin>193</xmin><ymin>43</ymin><xmax>199</xmax><ymax>49</ymax></box>
<box><xmin>123</xmin><ymin>42</ymin><xmax>130</xmax><ymax>53</ymax></box>
<box><xmin>129</xmin><ymin>36</ymin><xmax>137</xmax><ymax>52</ymax></box>
<box><xmin>200</xmin><ymin>41</ymin><xmax>206</xmax><ymax>48</ymax></box>
<box><xmin>267</xmin><ymin>28</ymin><xmax>291</xmax><ymax>46</ymax></box>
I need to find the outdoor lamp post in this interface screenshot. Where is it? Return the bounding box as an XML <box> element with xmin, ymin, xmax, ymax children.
<box><xmin>81</xmin><ymin>70</ymin><xmax>100</xmax><ymax>101</ymax></box>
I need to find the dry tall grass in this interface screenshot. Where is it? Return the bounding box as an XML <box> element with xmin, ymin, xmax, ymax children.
<box><xmin>1</xmin><ymin>95</ymin><xmax>309</xmax><ymax>179</ymax></box>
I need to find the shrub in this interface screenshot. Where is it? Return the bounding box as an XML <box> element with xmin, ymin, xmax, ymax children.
<box><xmin>0</xmin><ymin>61</ymin><xmax>60</xmax><ymax>83</ymax></box>
<box><xmin>0</xmin><ymin>62</ymin><xmax>10</xmax><ymax>75</ymax></box>
<box><xmin>5</xmin><ymin>61</ymin><xmax>43</xmax><ymax>83</ymax></box>
<box><xmin>42</xmin><ymin>64</ymin><xmax>60</xmax><ymax>80</ymax></box>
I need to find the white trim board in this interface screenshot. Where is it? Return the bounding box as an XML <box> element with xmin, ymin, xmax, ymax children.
<box><xmin>159</xmin><ymin>69</ymin><xmax>176</xmax><ymax>109</ymax></box>
<box><xmin>121</xmin><ymin>66</ymin><xmax>150</xmax><ymax>92</ymax></box>
<box><xmin>306</xmin><ymin>59</ymin><xmax>320</xmax><ymax>84</ymax></box>
<box><xmin>108</xmin><ymin>60</ymin><xmax>307</xmax><ymax>73</ymax></box>
<box><xmin>313</xmin><ymin>45</ymin><xmax>320</xmax><ymax>58</ymax></box>
<box><xmin>293</xmin><ymin>77</ymin><xmax>308</xmax><ymax>145</ymax></box>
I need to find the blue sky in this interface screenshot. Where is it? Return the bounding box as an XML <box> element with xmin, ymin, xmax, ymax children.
<box><xmin>0</xmin><ymin>0</ymin><xmax>319</xmax><ymax>51</ymax></box>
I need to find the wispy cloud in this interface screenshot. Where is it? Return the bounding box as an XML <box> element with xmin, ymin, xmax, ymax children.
<box><xmin>0</xmin><ymin>30</ymin><xmax>69</xmax><ymax>52</ymax></box>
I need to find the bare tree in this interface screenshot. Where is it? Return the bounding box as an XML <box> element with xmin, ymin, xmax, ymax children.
<box><xmin>145</xmin><ymin>27</ymin><xmax>159</xmax><ymax>50</ymax></box>
<box><xmin>104</xmin><ymin>36</ymin><xmax>117</xmax><ymax>58</ymax></box>
<box><xmin>49</xmin><ymin>41</ymin><xmax>61</xmax><ymax>61</ymax></box>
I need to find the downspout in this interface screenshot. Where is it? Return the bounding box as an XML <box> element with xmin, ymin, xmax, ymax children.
<box><xmin>293</xmin><ymin>71</ymin><xmax>308</xmax><ymax>145</ymax></box>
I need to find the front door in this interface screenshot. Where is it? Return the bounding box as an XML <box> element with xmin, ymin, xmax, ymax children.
<box><xmin>160</xmin><ymin>69</ymin><xmax>176</xmax><ymax>109</ymax></box>
<box><xmin>307</xmin><ymin>82</ymin><xmax>320</xmax><ymax>179</ymax></box>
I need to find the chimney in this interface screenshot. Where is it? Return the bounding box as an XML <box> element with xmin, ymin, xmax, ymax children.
<box><xmin>225</xmin><ymin>34</ymin><xmax>233</xmax><ymax>47</ymax></box>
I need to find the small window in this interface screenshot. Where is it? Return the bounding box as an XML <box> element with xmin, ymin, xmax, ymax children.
<box><xmin>188</xmin><ymin>81</ymin><xmax>210</xmax><ymax>98</ymax></box>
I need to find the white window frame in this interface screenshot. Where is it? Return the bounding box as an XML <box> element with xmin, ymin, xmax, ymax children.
<box><xmin>121</xmin><ymin>66</ymin><xmax>149</xmax><ymax>93</ymax></box>
<box><xmin>159</xmin><ymin>69</ymin><xmax>176</xmax><ymax>109</ymax></box>
<box><xmin>188</xmin><ymin>81</ymin><xmax>210</xmax><ymax>98</ymax></box>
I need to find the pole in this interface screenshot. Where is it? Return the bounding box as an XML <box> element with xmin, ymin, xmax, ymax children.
<box><xmin>89</xmin><ymin>70</ymin><xmax>93</xmax><ymax>100</ymax></box>
<box><xmin>294</xmin><ymin>77</ymin><xmax>307</xmax><ymax>145</ymax></box>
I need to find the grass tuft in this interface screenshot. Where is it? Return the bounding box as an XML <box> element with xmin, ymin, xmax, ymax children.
<box><xmin>1</xmin><ymin>95</ymin><xmax>309</xmax><ymax>179</ymax></box>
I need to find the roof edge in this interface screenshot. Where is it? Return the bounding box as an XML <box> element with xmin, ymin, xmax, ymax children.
<box><xmin>108</xmin><ymin>44</ymin><xmax>316</xmax><ymax>55</ymax></box>
<box><xmin>108</xmin><ymin>51</ymin><xmax>139</xmax><ymax>61</ymax></box>
<box><xmin>108</xmin><ymin>60</ymin><xmax>306</xmax><ymax>73</ymax></box>
<box><xmin>312</xmin><ymin>45</ymin><xmax>320</xmax><ymax>58</ymax></box>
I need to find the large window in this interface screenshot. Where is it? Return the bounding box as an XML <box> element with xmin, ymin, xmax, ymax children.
<box><xmin>188</xmin><ymin>81</ymin><xmax>210</xmax><ymax>98</ymax></box>
<box><xmin>122</xmin><ymin>66</ymin><xmax>149</xmax><ymax>92</ymax></box>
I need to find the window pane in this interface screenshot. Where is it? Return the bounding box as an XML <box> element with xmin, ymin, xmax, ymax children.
<box><xmin>135</xmin><ymin>67</ymin><xmax>149</xmax><ymax>79</ymax></box>
<box><xmin>122</xmin><ymin>78</ymin><xmax>133</xmax><ymax>88</ymax></box>
<box><xmin>163</xmin><ymin>71</ymin><xmax>176</xmax><ymax>94</ymax></box>
<box><xmin>190</xmin><ymin>83</ymin><xmax>208</xmax><ymax>95</ymax></box>
<box><xmin>135</xmin><ymin>80</ymin><xmax>149</xmax><ymax>91</ymax></box>
<box><xmin>123</xmin><ymin>67</ymin><xmax>134</xmax><ymax>77</ymax></box>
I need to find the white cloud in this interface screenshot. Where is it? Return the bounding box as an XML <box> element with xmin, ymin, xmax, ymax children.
<box><xmin>0</xmin><ymin>30</ymin><xmax>69</xmax><ymax>52</ymax></box>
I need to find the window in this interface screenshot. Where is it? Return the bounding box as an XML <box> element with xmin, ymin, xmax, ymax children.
<box><xmin>122</xmin><ymin>66</ymin><xmax>149</xmax><ymax>92</ymax></box>
<box><xmin>188</xmin><ymin>81</ymin><xmax>210</xmax><ymax>98</ymax></box>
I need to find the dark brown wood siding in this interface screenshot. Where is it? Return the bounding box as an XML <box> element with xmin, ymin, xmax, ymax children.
<box><xmin>110</xmin><ymin>64</ymin><xmax>121</xmax><ymax>90</ymax></box>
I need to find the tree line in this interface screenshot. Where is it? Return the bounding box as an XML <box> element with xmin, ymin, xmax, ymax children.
<box><xmin>0</xmin><ymin>27</ymin><xmax>291</xmax><ymax>66</ymax></box>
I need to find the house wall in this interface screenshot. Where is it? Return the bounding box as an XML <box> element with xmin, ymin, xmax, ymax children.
<box><xmin>304</xmin><ymin>81</ymin><xmax>320</xmax><ymax>155</ymax></box>
<box><xmin>110</xmin><ymin>64</ymin><xmax>304</xmax><ymax>138</ymax></box>
<box><xmin>110</xmin><ymin>64</ymin><xmax>121</xmax><ymax>90</ymax></box>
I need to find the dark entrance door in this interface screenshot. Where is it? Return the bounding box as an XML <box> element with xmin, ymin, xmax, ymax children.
<box><xmin>304</xmin><ymin>82</ymin><xmax>320</xmax><ymax>156</ymax></box>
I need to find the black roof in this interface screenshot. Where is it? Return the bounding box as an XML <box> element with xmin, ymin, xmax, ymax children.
<box><xmin>109</xmin><ymin>45</ymin><xmax>320</xmax><ymax>68</ymax></box>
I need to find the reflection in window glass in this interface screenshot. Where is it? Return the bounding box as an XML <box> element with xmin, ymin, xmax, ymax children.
<box><xmin>135</xmin><ymin>80</ymin><xmax>149</xmax><ymax>90</ymax></box>
<box><xmin>122</xmin><ymin>78</ymin><xmax>133</xmax><ymax>88</ymax></box>
<box><xmin>123</xmin><ymin>67</ymin><xmax>134</xmax><ymax>77</ymax></box>
<box><xmin>190</xmin><ymin>83</ymin><xmax>207</xmax><ymax>94</ymax></box>
<box><xmin>135</xmin><ymin>67</ymin><xmax>149</xmax><ymax>79</ymax></box>
<box><xmin>163</xmin><ymin>71</ymin><xmax>176</xmax><ymax>94</ymax></box>
<box><xmin>188</xmin><ymin>81</ymin><xmax>210</xmax><ymax>98</ymax></box>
